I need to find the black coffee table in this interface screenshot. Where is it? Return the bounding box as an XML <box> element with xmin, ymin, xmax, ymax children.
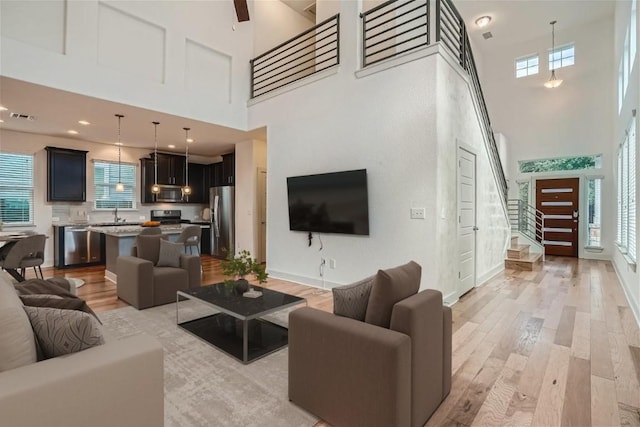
<box><xmin>176</xmin><ymin>283</ymin><xmax>306</xmax><ymax>364</ymax></box>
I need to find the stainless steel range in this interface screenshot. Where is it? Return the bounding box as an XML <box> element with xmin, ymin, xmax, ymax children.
<box><xmin>150</xmin><ymin>209</ymin><xmax>182</xmax><ymax>224</ymax></box>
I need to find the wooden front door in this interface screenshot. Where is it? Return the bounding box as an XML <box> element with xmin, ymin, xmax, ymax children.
<box><xmin>536</xmin><ymin>178</ymin><xmax>579</xmax><ymax>257</ymax></box>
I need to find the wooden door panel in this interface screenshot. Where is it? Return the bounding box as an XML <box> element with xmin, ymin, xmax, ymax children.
<box><xmin>536</xmin><ymin>178</ymin><xmax>579</xmax><ymax>257</ymax></box>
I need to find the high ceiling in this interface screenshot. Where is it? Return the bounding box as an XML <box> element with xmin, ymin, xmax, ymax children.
<box><xmin>0</xmin><ymin>77</ymin><xmax>266</xmax><ymax>158</ymax></box>
<box><xmin>455</xmin><ymin>0</ymin><xmax>615</xmax><ymax>53</ymax></box>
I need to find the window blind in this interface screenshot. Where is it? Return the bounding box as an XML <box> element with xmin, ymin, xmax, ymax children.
<box><xmin>629</xmin><ymin>121</ymin><xmax>637</xmax><ymax>261</ymax></box>
<box><xmin>93</xmin><ymin>160</ymin><xmax>136</xmax><ymax>209</ymax></box>
<box><xmin>0</xmin><ymin>154</ymin><xmax>34</xmax><ymax>225</ymax></box>
<box><xmin>617</xmin><ymin>149</ymin><xmax>623</xmax><ymax>245</ymax></box>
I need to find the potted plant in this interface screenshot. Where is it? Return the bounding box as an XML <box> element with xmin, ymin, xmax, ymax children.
<box><xmin>222</xmin><ymin>250</ymin><xmax>268</xmax><ymax>293</ymax></box>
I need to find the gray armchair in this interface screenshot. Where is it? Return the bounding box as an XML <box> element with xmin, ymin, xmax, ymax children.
<box><xmin>289</xmin><ymin>289</ymin><xmax>452</xmax><ymax>427</ymax></box>
<box><xmin>117</xmin><ymin>234</ymin><xmax>201</xmax><ymax>309</ymax></box>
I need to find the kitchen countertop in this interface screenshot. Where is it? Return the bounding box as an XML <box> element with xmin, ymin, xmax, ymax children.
<box><xmin>88</xmin><ymin>223</ymin><xmax>208</xmax><ymax>237</ymax></box>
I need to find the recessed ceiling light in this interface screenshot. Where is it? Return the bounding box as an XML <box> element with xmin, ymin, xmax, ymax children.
<box><xmin>475</xmin><ymin>16</ymin><xmax>492</xmax><ymax>28</ymax></box>
<box><xmin>0</xmin><ymin>119</ymin><xmax>4</xmax><ymax>123</ymax></box>
<box><xmin>168</xmin><ymin>144</ymin><xmax>176</xmax><ymax>149</ymax></box>
<box><xmin>186</xmin><ymin>138</ymin><xmax>194</xmax><ymax>143</ymax></box>
<box><xmin>115</xmin><ymin>142</ymin><xmax>123</xmax><ymax>146</ymax></box>
<box><xmin>78</xmin><ymin>120</ymin><xmax>91</xmax><ymax>125</ymax></box>
<box><xmin>67</xmin><ymin>130</ymin><xmax>79</xmax><ymax>135</ymax></box>
<box><xmin>0</xmin><ymin>106</ymin><xmax>7</xmax><ymax>111</ymax></box>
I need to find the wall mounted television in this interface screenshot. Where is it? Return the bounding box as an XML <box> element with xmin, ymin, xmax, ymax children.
<box><xmin>286</xmin><ymin>169</ymin><xmax>369</xmax><ymax>236</ymax></box>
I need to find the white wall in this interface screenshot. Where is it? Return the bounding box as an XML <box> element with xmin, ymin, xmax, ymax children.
<box><xmin>253</xmin><ymin>0</ymin><xmax>314</xmax><ymax>57</ymax></box>
<box><xmin>480</xmin><ymin>17</ymin><xmax>616</xmax><ymax>261</ymax></box>
<box><xmin>0</xmin><ymin>129</ymin><xmax>214</xmax><ymax>267</ymax></box>
<box><xmin>0</xmin><ymin>0</ymin><xmax>253</xmax><ymax>130</ymax></box>
<box><xmin>249</xmin><ymin>1</ymin><xmax>509</xmax><ymax>298</ymax></box>
<box><xmin>612</xmin><ymin>1</ymin><xmax>640</xmax><ymax>324</ymax></box>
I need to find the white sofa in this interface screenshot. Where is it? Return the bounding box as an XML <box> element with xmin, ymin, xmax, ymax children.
<box><xmin>0</xmin><ymin>275</ymin><xmax>164</xmax><ymax>427</ymax></box>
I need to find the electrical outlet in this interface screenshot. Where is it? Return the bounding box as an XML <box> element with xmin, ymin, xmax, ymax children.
<box><xmin>410</xmin><ymin>208</ymin><xmax>426</xmax><ymax>219</ymax></box>
<box><xmin>52</xmin><ymin>217</ymin><xmax>60</xmax><ymax>222</ymax></box>
<box><xmin>330</xmin><ymin>259</ymin><xmax>337</xmax><ymax>269</ymax></box>
<box><xmin>139</xmin><ymin>216</ymin><xmax>145</xmax><ymax>220</ymax></box>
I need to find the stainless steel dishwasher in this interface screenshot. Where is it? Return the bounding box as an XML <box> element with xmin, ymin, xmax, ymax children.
<box><xmin>54</xmin><ymin>225</ymin><xmax>103</xmax><ymax>268</ymax></box>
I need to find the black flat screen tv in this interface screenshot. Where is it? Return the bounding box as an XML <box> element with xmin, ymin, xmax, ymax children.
<box><xmin>287</xmin><ymin>169</ymin><xmax>369</xmax><ymax>236</ymax></box>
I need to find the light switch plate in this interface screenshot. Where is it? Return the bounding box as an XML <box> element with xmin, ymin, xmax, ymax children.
<box><xmin>410</xmin><ymin>208</ymin><xmax>426</xmax><ymax>219</ymax></box>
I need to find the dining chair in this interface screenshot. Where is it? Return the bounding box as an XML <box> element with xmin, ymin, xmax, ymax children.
<box><xmin>139</xmin><ymin>227</ymin><xmax>162</xmax><ymax>236</ymax></box>
<box><xmin>0</xmin><ymin>234</ymin><xmax>46</xmax><ymax>280</ymax></box>
<box><xmin>176</xmin><ymin>226</ymin><xmax>201</xmax><ymax>255</ymax></box>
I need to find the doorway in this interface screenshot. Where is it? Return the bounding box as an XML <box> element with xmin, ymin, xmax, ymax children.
<box><xmin>457</xmin><ymin>147</ymin><xmax>477</xmax><ymax>296</ymax></box>
<box><xmin>536</xmin><ymin>177</ymin><xmax>579</xmax><ymax>257</ymax></box>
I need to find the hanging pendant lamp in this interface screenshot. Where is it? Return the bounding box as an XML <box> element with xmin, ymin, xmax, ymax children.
<box><xmin>115</xmin><ymin>114</ymin><xmax>125</xmax><ymax>192</ymax></box>
<box><xmin>151</xmin><ymin>121</ymin><xmax>160</xmax><ymax>194</ymax></box>
<box><xmin>182</xmin><ymin>127</ymin><xmax>192</xmax><ymax>197</ymax></box>
<box><xmin>544</xmin><ymin>20</ymin><xmax>563</xmax><ymax>89</ymax></box>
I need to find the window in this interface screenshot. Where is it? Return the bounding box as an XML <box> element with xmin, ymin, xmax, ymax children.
<box><xmin>0</xmin><ymin>153</ymin><xmax>34</xmax><ymax>225</ymax></box>
<box><xmin>586</xmin><ymin>177</ymin><xmax>602</xmax><ymax>248</ymax></box>
<box><xmin>519</xmin><ymin>155</ymin><xmax>601</xmax><ymax>173</ymax></box>
<box><xmin>549</xmin><ymin>44</ymin><xmax>574</xmax><ymax>70</ymax></box>
<box><xmin>515</xmin><ymin>54</ymin><xmax>539</xmax><ymax>78</ymax></box>
<box><xmin>619</xmin><ymin>3</ymin><xmax>636</xmax><ymax>113</ymax></box>
<box><xmin>619</xmin><ymin>58</ymin><xmax>625</xmax><ymax>113</ymax></box>
<box><xmin>617</xmin><ymin>117</ymin><xmax>636</xmax><ymax>262</ymax></box>
<box><xmin>93</xmin><ymin>160</ymin><xmax>136</xmax><ymax>209</ymax></box>
<box><xmin>517</xmin><ymin>181</ymin><xmax>530</xmax><ymax>231</ymax></box>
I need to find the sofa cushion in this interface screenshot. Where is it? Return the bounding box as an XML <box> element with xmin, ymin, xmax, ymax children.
<box><xmin>332</xmin><ymin>275</ymin><xmax>375</xmax><ymax>321</ymax></box>
<box><xmin>156</xmin><ymin>239</ymin><xmax>183</xmax><ymax>268</ymax></box>
<box><xmin>136</xmin><ymin>235</ymin><xmax>164</xmax><ymax>265</ymax></box>
<box><xmin>364</xmin><ymin>261</ymin><xmax>421</xmax><ymax>328</ymax></box>
<box><xmin>0</xmin><ymin>277</ymin><xmax>37</xmax><ymax>372</ymax></box>
<box><xmin>23</xmin><ymin>306</ymin><xmax>105</xmax><ymax>359</ymax></box>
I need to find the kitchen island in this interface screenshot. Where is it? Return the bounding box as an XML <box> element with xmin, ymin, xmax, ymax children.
<box><xmin>88</xmin><ymin>224</ymin><xmax>193</xmax><ymax>283</ymax></box>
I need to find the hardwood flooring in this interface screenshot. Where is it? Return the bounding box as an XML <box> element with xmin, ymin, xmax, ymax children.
<box><xmin>39</xmin><ymin>255</ymin><xmax>639</xmax><ymax>426</ymax></box>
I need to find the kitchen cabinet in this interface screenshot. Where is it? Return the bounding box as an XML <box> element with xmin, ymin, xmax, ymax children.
<box><xmin>140</xmin><ymin>158</ymin><xmax>156</xmax><ymax>203</ymax></box>
<box><xmin>210</xmin><ymin>162</ymin><xmax>223</xmax><ymax>187</ymax></box>
<box><xmin>46</xmin><ymin>147</ymin><xmax>88</xmax><ymax>202</ymax></box>
<box><xmin>154</xmin><ymin>153</ymin><xmax>185</xmax><ymax>186</ymax></box>
<box><xmin>186</xmin><ymin>163</ymin><xmax>206</xmax><ymax>204</ymax></box>
<box><xmin>222</xmin><ymin>153</ymin><xmax>235</xmax><ymax>186</ymax></box>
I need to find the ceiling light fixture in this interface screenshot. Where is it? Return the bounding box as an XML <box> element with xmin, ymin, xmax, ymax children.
<box><xmin>115</xmin><ymin>114</ymin><xmax>125</xmax><ymax>192</ymax></box>
<box><xmin>78</xmin><ymin>120</ymin><xmax>91</xmax><ymax>126</ymax></box>
<box><xmin>168</xmin><ymin>144</ymin><xmax>176</xmax><ymax>149</ymax></box>
<box><xmin>182</xmin><ymin>128</ymin><xmax>192</xmax><ymax>198</ymax></box>
<box><xmin>0</xmin><ymin>106</ymin><xmax>7</xmax><ymax>112</ymax></box>
<box><xmin>475</xmin><ymin>16</ymin><xmax>491</xmax><ymax>28</ymax></box>
<box><xmin>544</xmin><ymin>20</ymin><xmax>563</xmax><ymax>89</ymax></box>
<box><xmin>151</xmin><ymin>121</ymin><xmax>160</xmax><ymax>195</ymax></box>
<box><xmin>67</xmin><ymin>130</ymin><xmax>79</xmax><ymax>135</ymax></box>
<box><xmin>186</xmin><ymin>138</ymin><xmax>194</xmax><ymax>143</ymax></box>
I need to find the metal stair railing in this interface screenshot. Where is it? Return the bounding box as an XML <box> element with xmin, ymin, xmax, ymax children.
<box><xmin>507</xmin><ymin>199</ymin><xmax>545</xmax><ymax>259</ymax></box>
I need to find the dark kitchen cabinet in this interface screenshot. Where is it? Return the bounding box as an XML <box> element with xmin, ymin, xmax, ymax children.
<box><xmin>222</xmin><ymin>153</ymin><xmax>235</xmax><ymax>186</ymax></box>
<box><xmin>186</xmin><ymin>163</ymin><xmax>206</xmax><ymax>204</ymax></box>
<box><xmin>210</xmin><ymin>162</ymin><xmax>223</xmax><ymax>187</ymax></box>
<box><xmin>140</xmin><ymin>158</ymin><xmax>155</xmax><ymax>203</ymax></box>
<box><xmin>46</xmin><ymin>147</ymin><xmax>87</xmax><ymax>202</ymax></box>
<box><xmin>154</xmin><ymin>153</ymin><xmax>185</xmax><ymax>186</ymax></box>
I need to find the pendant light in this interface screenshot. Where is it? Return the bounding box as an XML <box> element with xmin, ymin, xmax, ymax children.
<box><xmin>115</xmin><ymin>114</ymin><xmax>125</xmax><ymax>192</ymax></box>
<box><xmin>182</xmin><ymin>127</ymin><xmax>192</xmax><ymax>197</ymax></box>
<box><xmin>151</xmin><ymin>121</ymin><xmax>160</xmax><ymax>194</ymax></box>
<box><xmin>544</xmin><ymin>20</ymin><xmax>563</xmax><ymax>89</ymax></box>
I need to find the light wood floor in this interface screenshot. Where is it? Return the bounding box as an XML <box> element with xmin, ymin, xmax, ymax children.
<box><xmin>39</xmin><ymin>255</ymin><xmax>640</xmax><ymax>426</ymax></box>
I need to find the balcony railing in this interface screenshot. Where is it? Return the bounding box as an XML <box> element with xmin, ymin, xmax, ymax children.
<box><xmin>250</xmin><ymin>14</ymin><xmax>340</xmax><ymax>98</ymax></box>
<box><xmin>360</xmin><ymin>0</ymin><xmax>430</xmax><ymax>67</ymax></box>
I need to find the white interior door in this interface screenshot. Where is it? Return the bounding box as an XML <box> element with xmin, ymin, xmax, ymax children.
<box><xmin>457</xmin><ymin>147</ymin><xmax>477</xmax><ymax>296</ymax></box>
<box><xmin>257</xmin><ymin>168</ymin><xmax>267</xmax><ymax>263</ymax></box>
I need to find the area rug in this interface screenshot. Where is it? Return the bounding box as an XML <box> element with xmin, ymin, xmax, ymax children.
<box><xmin>99</xmin><ymin>302</ymin><xmax>317</xmax><ymax>427</ymax></box>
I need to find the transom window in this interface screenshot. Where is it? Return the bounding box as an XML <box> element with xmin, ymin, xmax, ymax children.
<box><xmin>0</xmin><ymin>153</ymin><xmax>34</xmax><ymax>225</ymax></box>
<box><xmin>515</xmin><ymin>54</ymin><xmax>539</xmax><ymax>78</ymax></box>
<box><xmin>93</xmin><ymin>160</ymin><xmax>136</xmax><ymax>209</ymax></box>
<box><xmin>549</xmin><ymin>44</ymin><xmax>574</xmax><ymax>70</ymax></box>
<box><xmin>519</xmin><ymin>155</ymin><xmax>601</xmax><ymax>174</ymax></box>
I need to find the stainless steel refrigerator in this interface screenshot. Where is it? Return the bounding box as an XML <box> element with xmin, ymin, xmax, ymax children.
<box><xmin>210</xmin><ymin>186</ymin><xmax>235</xmax><ymax>259</ymax></box>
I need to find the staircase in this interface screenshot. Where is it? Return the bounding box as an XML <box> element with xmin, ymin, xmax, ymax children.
<box><xmin>505</xmin><ymin>235</ymin><xmax>542</xmax><ymax>271</ymax></box>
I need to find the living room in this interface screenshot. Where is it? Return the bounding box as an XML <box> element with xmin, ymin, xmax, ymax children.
<box><xmin>1</xmin><ymin>0</ymin><xmax>639</xmax><ymax>426</ymax></box>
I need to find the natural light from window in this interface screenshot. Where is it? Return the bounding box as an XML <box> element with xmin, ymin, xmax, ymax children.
<box><xmin>515</xmin><ymin>54</ymin><xmax>539</xmax><ymax>78</ymax></box>
<box><xmin>94</xmin><ymin>160</ymin><xmax>136</xmax><ymax>210</ymax></box>
<box><xmin>519</xmin><ymin>155</ymin><xmax>601</xmax><ymax>174</ymax></box>
<box><xmin>617</xmin><ymin>117</ymin><xmax>636</xmax><ymax>262</ymax></box>
<box><xmin>549</xmin><ymin>44</ymin><xmax>574</xmax><ymax>70</ymax></box>
<box><xmin>0</xmin><ymin>153</ymin><xmax>34</xmax><ymax>225</ymax></box>
<box><xmin>586</xmin><ymin>177</ymin><xmax>602</xmax><ymax>248</ymax></box>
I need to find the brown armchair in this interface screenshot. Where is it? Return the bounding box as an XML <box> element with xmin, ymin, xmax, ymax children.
<box><xmin>116</xmin><ymin>234</ymin><xmax>201</xmax><ymax>309</ymax></box>
<box><xmin>289</xmin><ymin>272</ymin><xmax>451</xmax><ymax>427</ymax></box>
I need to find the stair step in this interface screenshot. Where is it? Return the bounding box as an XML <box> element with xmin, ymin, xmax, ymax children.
<box><xmin>510</xmin><ymin>235</ymin><xmax>519</xmax><ymax>248</ymax></box>
<box><xmin>505</xmin><ymin>252</ymin><xmax>542</xmax><ymax>271</ymax></box>
<box><xmin>507</xmin><ymin>244</ymin><xmax>530</xmax><ymax>259</ymax></box>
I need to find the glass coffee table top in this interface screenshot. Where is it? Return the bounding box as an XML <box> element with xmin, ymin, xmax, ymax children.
<box><xmin>176</xmin><ymin>283</ymin><xmax>306</xmax><ymax>364</ymax></box>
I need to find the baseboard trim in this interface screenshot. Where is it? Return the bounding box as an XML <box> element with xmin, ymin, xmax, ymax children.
<box><xmin>477</xmin><ymin>264</ymin><xmax>504</xmax><ymax>287</ymax></box>
<box><xmin>443</xmin><ymin>291</ymin><xmax>458</xmax><ymax>307</ymax></box>
<box><xmin>611</xmin><ymin>260</ymin><xmax>640</xmax><ymax>329</ymax></box>
<box><xmin>104</xmin><ymin>269</ymin><xmax>117</xmax><ymax>284</ymax></box>
<box><xmin>268</xmin><ymin>269</ymin><xmax>340</xmax><ymax>291</ymax></box>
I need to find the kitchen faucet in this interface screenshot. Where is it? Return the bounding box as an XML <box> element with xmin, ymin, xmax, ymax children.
<box><xmin>114</xmin><ymin>207</ymin><xmax>122</xmax><ymax>223</ymax></box>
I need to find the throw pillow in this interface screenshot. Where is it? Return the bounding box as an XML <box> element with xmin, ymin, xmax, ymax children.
<box><xmin>23</xmin><ymin>306</ymin><xmax>104</xmax><ymax>359</ymax></box>
<box><xmin>332</xmin><ymin>275</ymin><xmax>375</xmax><ymax>321</ymax></box>
<box><xmin>15</xmin><ymin>278</ymin><xmax>75</xmax><ymax>298</ymax></box>
<box><xmin>156</xmin><ymin>239</ymin><xmax>183</xmax><ymax>268</ymax></box>
<box><xmin>20</xmin><ymin>295</ymin><xmax>102</xmax><ymax>324</ymax></box>
<box><xmin>364</xmin><ymin>261</ymin><xmax>421</xmax><ymax>328</ymax></box>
